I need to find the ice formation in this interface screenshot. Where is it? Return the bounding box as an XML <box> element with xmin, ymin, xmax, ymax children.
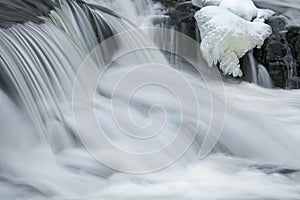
<box><xmin>194</xmin><ymin>6</ymin><xmax>272</xmax><ymax>77</ymax></box>
<box><xmin>191</xmin><ymin>0</ymin><xmax>222</xmax><ymax>8</ymax></box>
<box><xmin>192</xmin><ymin>0</ymin><xmax>274</xmax><ymax>77</ymax></box>
<box><xmin>192</xmin><ymin>0</ymin><xmax>274</xmax><ymax>21</ymax></box>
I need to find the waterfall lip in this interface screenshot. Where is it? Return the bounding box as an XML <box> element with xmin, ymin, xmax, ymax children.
<box><xmin>83</xmin><ymin>3</ymin><xmax>121</xmax><ymax>19</ymax></box>
<box><xmin>0</xmin><ymin>0</ymin><xmax>136</xmax><ymax>30</ymax></box>
<box><xmin>67</xmin><ymin>0</ymin><xmax>139</xmax><ymax>31</ymax></box>
<box><xmin>85</xmin><ymin>2</ymin><xmax>138</xmax><ymax>28</ymax></box>
<box><xmin>0</xmin><ymin>0</ymin><xmax>58</xmax><ymax>28</ymax></box>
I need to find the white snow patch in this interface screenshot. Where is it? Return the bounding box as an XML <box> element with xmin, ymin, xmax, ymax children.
<box><xmin>220</xmin><ymin>0</ymin><xmax>257</xmax><ymax>20</ymax></box>
<box><xmin>219</xmin><ymin>0</ymin><xmax>274</xmax><ymax>21</ymax></box>
<box><xmin>191</xmin><ymin>0</ymin><xmax>222</xmax><ymax>8</ymax></box>
<box><xmin>195</xmin><ymin>6</ymin><xmax>272</xmax><ymax>77</ymax></box>
<box><xmin>192</xmin><ymin>0</ymin><xmax>274</xmax><ymax>21</ymax></box>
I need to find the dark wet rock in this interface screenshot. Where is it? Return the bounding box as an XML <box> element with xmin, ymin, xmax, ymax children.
<box><xmin>254</xmin><ymin>16</ymin><xmax>289</xmax><ymax>88</ymax></box>
<box><xmin>266</xmin><ymin>61</ymin><xmax>288</xmax><ymax>87</ymax></box>
<box><xmin>254</xmin><ymin>16</ymin><xmax>300</xmax><ymax>88</ymax></box>
<box><xmin>251</xmin><ymin>164</ymin><xmax>300</xmax><ymax>176</ymax></box>
<box><xmin>253</xmin><ymin>19</ymin><xmax>287</xmax><ymax>87</ymax></box>
<box><xmin>266</xmin><ymin>16</ymin><xmax>287</xmax><ymax>34</ymax></box>
<box><xmin>287</xmin><ymin>26</ymin><xmax>300</xmax><ymax>76</ymax></box>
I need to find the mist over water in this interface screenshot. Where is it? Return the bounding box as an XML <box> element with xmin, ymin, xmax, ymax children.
<box><xmin>0</xmin><ymin>0</ymin><xmax>300</xmax><ymax>199</ymax></box>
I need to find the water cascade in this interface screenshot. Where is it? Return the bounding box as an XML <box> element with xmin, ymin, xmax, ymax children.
<box><xmin>258</xmin><ymin>64</ymin><xmax>273</xmax><ymax>88</ymax></box>
<box><xmin>0</xmin><ymin>0</ymin><xmax>300</xmax><ymax>199</ymax></box>
<box><xmin>244</xmin><ymin>50</ymin><xmax>273</xmax><ymax>88</ymax></box>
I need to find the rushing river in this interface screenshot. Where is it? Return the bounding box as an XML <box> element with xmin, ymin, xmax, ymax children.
<box><xmin>0</xmin><ymin>0</ymin><xmax>300</xmax><ymax>199</ymax></box>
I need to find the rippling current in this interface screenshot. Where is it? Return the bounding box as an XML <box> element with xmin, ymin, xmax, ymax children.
<box><xmin>0</xmin><ymin>0</ymin><xmax>300</xmax><ymax>199</ymax></box>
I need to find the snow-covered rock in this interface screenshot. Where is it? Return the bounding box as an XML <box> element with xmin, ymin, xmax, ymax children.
<box><xmin>191</xmin><ymin>0</ymin><xmax>222</xmax><ymax>8</ymax></box>
<box><xmin>192</xmin><ymin>0</ymin><xmax>274</xmax><ymax>21</ymax></box>
<box><xmin>220</xmin><ymin>0</ymin><xmax>274</xmax><ymax>21</ymax></box>
<box><xmin>219</xmin><ymin>0</ymin><xmax>258</xmax><ymax>21</ymax></box>
<box><xmin>195</xmin><ymin>6</ymin><xmax>272</xmax><ymax>77</ymax></box>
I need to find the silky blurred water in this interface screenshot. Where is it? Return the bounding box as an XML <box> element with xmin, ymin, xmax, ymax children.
<box><xmin>0</xmin><ymin>1</ymin><xmax>300</xmax><ymax>200</ymax></box>
<box><xmin>255</xmin><ymin>0</ymin><xmax>300</xmax><ymax>25</ymax></box>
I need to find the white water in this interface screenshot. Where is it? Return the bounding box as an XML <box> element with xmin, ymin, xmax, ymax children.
<box><xmin>86</xmin><ymin>0</ymin><xmax>163</xmax><ymax>26</ymax></box>
<box><xmin>254</xmin><ymin>0</ymin><xmax>300</xmax><ymax>26</ymax></box>
<box><xmin>258</xmin><ymin>64</ymin><xmax>273</xmax><ymax>88</ymax></box>
<box><xmin>247</xmin><ymin>51</ymin><xmax>259</xmax><ymax>84</ymax></box>
<box><xmin>245</xmin><ymin>50</ymin><xmax>273</xmax><ymax>88</ymax></box>
<box><xmin>0</xmin><ymin>0</ymin><xmax>300</xmax><ymax>200</ymax></box>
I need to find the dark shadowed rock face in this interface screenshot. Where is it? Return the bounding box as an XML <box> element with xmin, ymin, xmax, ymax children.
<box><xmin>254</xmin><ymin>19</ymin><xmax>289</xmax><ymax>88</ymax></box>
<box><xmin>255</xmin><ymin>16</ymin><xmax>300</xmax><ymax>88</ymax></box>
<box><xmin>0</xmin><ymin>0</ymin><xmax>58</xmax><ymax>28</ymax></box>
<box><xmin>286</xmin><ymin>26</ymin><xmax>300</xmax><ymax>76</ymax></box>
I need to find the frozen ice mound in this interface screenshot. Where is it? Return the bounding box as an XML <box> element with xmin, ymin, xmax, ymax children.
<box><xmin>195</xmin><ymin>6</ymin><xmax>272</xmax><ymax>77</ymax></box>
<box><xmin>191</xmin><ymin>0</ymin><xmax>222</xmax><ymax>8</ymax></box>
<box><xmin>192</xmin><ymin>0</ymin><xmax>274</xmax><ymax>21</ymax></box>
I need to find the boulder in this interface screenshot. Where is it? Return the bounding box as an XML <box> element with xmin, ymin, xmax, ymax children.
<box><xmin>254</xmin><ymin>16</ymin><xmax>300</xmax><ymax>88</ymax></box>
<box><xmin>286</xmin><ymin>26</ymin><xmax>300</xmax><ymax>76</ymax></box>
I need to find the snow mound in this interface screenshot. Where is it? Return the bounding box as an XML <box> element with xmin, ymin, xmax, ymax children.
<box><xmin>195</xmin><ymin>6</ymin><xmax>272</xmax><ymax>77</ymax></box>
<box><xmin>191</xmin><ymin>0</ymin><xmax>222</xmax><ymax>8</ymax></box>
<box><xmin>220</xmin><ymin>0</ymin><xmax>274</xmax><ymax>21</ymax></box>
<box><xmin>192</xmin><ymin>0</ymin><xmax>274</xmax><ymax>21</ymax></box>
<box><xmin>255</xmin><ymin>9</ymin><xmax>275</xmax><ymax>22</ymax></box>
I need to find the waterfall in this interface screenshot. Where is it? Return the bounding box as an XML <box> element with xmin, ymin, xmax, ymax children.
<box><xmin>0</xmin><ymin>0</ymin><xmax>300</xmax><ymax>199</ymax></box>
<box><xmin>0</xmin><ymin>0</ymin><xmax>144</xmax><ymax>147</ymax></box>
<box><xmin>0</xmin><ymin>0</ymin><xmax>169</xmax><ymax>197</ymax></box>
<box><xmin>86</xmin><ymin>0</ymin><xmax>159</xmax><ymax>26</ymax></box>
<box><xmin>247</xmin><ymin>50</ymin><xmax>259</xmax><ymax>84</ymax></box>
<box><xmin>258</xmin><ymin>64</ymin><xmax>273</xmax><ymax>88</ymax></box>
<box><xmin>243</xmin><ymin>50</ymin><xmax>273</xmax><ymax>88</ymax></box>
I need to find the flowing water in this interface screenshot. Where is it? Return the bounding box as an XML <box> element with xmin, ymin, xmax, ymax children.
<box><xmin>0</xmin><ymin>0</ymin><xmax>300</xmax><ymax>199</ymax></box>
<box><xmin>244</xmin><ymin>50</ymin><xmax>273</xmax><ymax>88</ymax></box>
<box><xmin>255</xmin><ymin>0</ymin><xmax>300</xmax><ymax>25</ymax></box>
